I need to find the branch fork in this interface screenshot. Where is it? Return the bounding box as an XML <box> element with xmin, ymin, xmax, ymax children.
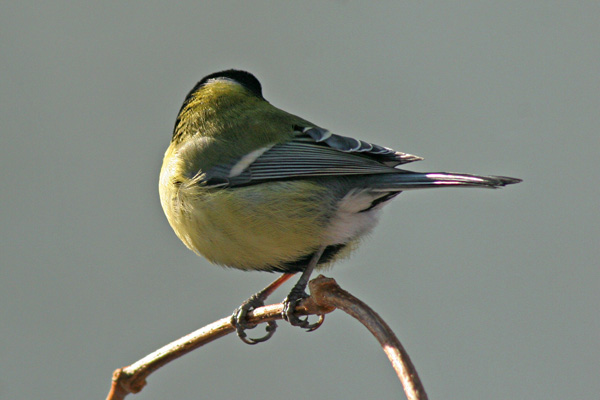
<box><xmin>107</xmin><ymin>275</ymin><xmax>427</xmax><ymax>400</ymax></box>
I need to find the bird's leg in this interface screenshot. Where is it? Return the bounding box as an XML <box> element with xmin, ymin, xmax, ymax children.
<box><xmin>232</xmin><ymin>273</ymin><xmax>295</xmax><ymax>344</ymax></box>
<box><xmin>282</xmin><ymin>246</ymin><xmax>326</xmax><ymax>331</ymax></box>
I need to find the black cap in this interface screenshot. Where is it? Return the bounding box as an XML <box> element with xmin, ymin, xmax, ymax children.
<box><xmin>195</xmin><ymin>69</ymin><xmax>264</xmax><ymax>99</ymax></box>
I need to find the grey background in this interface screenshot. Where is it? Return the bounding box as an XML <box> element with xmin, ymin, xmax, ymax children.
<box><xmin>1</xmin><ymin>2</ymin><xmax>598</xmax><ymax>399</ymax></box>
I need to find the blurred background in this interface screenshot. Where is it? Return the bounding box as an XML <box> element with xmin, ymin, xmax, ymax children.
<box><xmin>1</xmin><ymin>2</ymin><xmax>598</xmax><ymax>399</ymax></box>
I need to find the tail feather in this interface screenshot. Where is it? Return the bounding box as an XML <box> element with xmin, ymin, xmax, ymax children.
<box><xmin>369</xmin><ymin>172</ymin><xmax>522</xmax><ymax>191</ymax></box>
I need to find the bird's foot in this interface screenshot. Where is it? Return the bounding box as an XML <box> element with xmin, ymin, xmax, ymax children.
<box><xmin>282</xmin><ymin>287</ymin><xmax>325</xmax><ymax>332</ymax></box>
<box><xmin>231</xmin><ymin>294</ymin><xmax>277</xmax><ymax>345</ymax></box>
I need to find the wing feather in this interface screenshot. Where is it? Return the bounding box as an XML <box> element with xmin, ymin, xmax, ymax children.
<box><xmin>199</xmin><ymin>126</ymin><xmax>423</xmax><ymax>188</ymax></box>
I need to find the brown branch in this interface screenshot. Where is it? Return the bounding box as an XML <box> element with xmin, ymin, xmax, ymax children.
<box><xmin>305</xmin><ymin>276</ymin><xmax>428</xmax><ymax>400</ymax></box>
<box><xmin>107</xmin><ymin>275</ymin><xmax>427</xmax><ymax>400</ymax></box>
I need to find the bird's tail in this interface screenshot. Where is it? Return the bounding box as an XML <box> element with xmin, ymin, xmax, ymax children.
<box><xmin>368</xmin><ymin>171</ymin><xmax>522</xmax><ymax>191</ymax></box>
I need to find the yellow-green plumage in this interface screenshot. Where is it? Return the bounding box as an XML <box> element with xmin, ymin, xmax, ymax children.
<box><xmin>160</xmin><ymin>79</ymin><xmax>342</xmax><ymax>271</ymax></box>
<box><xmin>160</xmin><ymin>171</ymin><xmax>332</xmax><ymax>271</ymax></box>
<box><xmin>172</xmin><ymin>81</ymin><xmax>308</xmax><ymax>169</ymax></box>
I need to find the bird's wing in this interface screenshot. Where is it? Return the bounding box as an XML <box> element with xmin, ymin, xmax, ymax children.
<box><xmin>293</xmin><ymin>126</ymin><xmax>422</xmax><ymax>167</ymax></box>
<box><xmin>199</xmin><ymin>126</ymin><xmax>423</xmax><ymax>188</ymax></box>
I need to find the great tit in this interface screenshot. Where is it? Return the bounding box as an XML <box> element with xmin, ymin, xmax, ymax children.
<box><xmin>159</xmin><ymin>69</ymin><xmax>521</xmax><ymax>344</ymax></box>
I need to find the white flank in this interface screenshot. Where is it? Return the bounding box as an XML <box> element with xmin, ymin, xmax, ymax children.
<box><xmin>324</xmin><ymin>190</ymin><xmax>387</xmax><ymax>245</ymax></box>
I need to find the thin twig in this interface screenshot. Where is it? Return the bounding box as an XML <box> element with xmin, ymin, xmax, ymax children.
<box><xmin>305</xmin><ymin>276</ymin><xmax>428</xmax><ymax>400</ymax></box>
<box><xmin>107</xmin><ymin>275</ymin><xmax>427</xmax><ymax>400</ymax></box>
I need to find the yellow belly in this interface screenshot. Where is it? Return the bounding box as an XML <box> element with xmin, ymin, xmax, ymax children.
<box><xmin>160</xmin><ymin>179</ymin><xmax>330</xmax><ymax>271</ymax></box>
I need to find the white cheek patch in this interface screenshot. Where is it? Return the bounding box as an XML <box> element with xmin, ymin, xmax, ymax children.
<box><xmin>229</xmin><ymin>145</ymin><xmax>273</xmax><ymax>177</ymax></box>
<box><xmin>324</xmin><ymin>190</ymin><xmax>385</xmax><ymax>245</ymax></box>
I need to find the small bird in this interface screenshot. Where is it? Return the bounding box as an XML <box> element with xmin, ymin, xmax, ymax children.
<box><xmin>159</xmin><ymin>69</ymin><xmax>521</xmax><ymax>344</ymax></box>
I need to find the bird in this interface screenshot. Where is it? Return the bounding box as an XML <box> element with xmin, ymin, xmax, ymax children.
<box><xmin>159</xmin><ymin>69</ymin><xmax>521</xmax><ymax>344</ymax></box>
